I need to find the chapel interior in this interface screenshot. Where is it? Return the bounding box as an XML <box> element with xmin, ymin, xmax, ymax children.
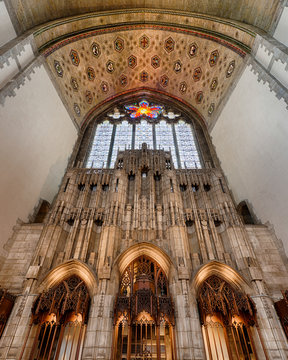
<box><xmin>0</xmin><ymin>1</ymin><xmax>288</xmax><ymax>359</ymax></box>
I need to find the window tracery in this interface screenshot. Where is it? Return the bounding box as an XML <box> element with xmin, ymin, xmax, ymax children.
<box><xmin>85</xmin><ymin>99</ymin><xmax>202</xmax><ymax>170</ymax></box>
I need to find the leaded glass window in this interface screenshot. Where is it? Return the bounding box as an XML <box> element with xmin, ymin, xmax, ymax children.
<box><xmin>135</xmin><ymin>120</ymin><xmax>153</xmax><ymax>149</ymax></box>
<box><xmin>175</xmin><ymin>121</ymin><xmax>201</xmax><ymax>168</ymax></box>
<box><xmin>155</xmin><ymin>121</ymin><xmax>177</xmax><ymax>165</ymax></box>
<box><xmin>110</xmin><ymin>121</ymin><xmax>133</xmax><ymax>166</ymax></box>
<box><xmin>86</xmin><ymin>121</ymin><xmax>113</xmax><ymax>168</ymax></box>
<box><xmin>85</xmin><ymin>100</ymin><xmax>202</xmax><ymax>169</ymax></box>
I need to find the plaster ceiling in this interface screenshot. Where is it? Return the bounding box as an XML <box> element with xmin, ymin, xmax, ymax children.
<box><xmin>6</xmin><ymin>0</ymin><xmax>283</xmax><ymax>34</ymax></box>
<box><xmin>39</xmin><ymin>10</ymin><xmax>254</xmax><ymax>129</ymax></box>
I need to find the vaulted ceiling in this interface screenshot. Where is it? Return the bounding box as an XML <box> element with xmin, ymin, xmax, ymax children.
<box><xmin>7</xmin><ymin>0</ymin><xmax>282</xmax><ymax>33</ymax></box>
<box><xmin>6</xmin><ymin>2</ymin><xmax>282</xmax><ymax>130</ymax></box>
<box><xmin>31</xmin><ymin>10</ymin><xmax>256</xmax><ymax>129</ymax></box>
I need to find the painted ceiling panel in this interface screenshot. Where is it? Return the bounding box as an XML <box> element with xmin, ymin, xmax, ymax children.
<box><xmin>45</xmin><ymin>26</ymin><xmax>246</xmax><ymax>128</ymax></box>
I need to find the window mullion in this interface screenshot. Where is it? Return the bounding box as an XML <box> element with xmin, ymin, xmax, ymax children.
<box><xmin>152</xmin><ymin>123</ymin><xmax>156</xmax><ymax>149</ymax></box>
<box><xmin>107</xmin><ymin>124</ymin><xmax>117</xmax><ymax>168</ymax></box>
<box><xmin>132</xmin><ymin>124</ymin><xmax>136</xmax><ymax>149</ymax></box>
<box><xmin>171</xmin><ymin>124</ymin><xmax>181</xmax><ymax>169</ymax></box>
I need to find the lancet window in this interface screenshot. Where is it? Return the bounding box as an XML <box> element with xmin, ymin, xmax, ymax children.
<box><xmin>85</xmin><ymin>99</ymin><xmax>202</xmax><ymax>169</ymax></box>
<box><xmin>198</xmin><ymin>276</ymin><xmax>257</xmax><ymax>360</ymax></box>
<box><xmin>113</xmin><ymin>256</ymin><xmax>176</xmax><ymax>360</ymax></box>
<box><xmin>27</xmin><ymin>276</ymin><xmax>90</xmax><ymax>360</ymax></box>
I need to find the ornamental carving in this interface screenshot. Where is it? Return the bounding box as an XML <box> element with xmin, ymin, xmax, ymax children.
<box><xmin>198</xmin><ymin>276</ymin><xmax>256</xmax><ymax>325</ymax></box>
<box><xmin>164</xmin><ymin>37</ymin><xmax>175</xmax><ymax>53</ymax></box>
<box><xmin>114</xmin><ymin>256</ymin><xmax>174</xmax><ymax>325</ymax></box>
<box><xmin>32</xmin><ymin>276</ymin><xmax>90</xmax><ymax>323</ymax></box>
<box><xmin>70</xmin><ymin>49</ymin><xmax>80</xmax><ymax>66</ymax></box>
<box><xmin>114</xmin><ymin>37</ymin><xmax>124</xmax><ymax>52</ymax></box>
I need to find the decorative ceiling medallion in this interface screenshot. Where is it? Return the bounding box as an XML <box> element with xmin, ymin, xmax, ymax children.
<box><xmin>100</xmin><ymin>81</ymin><xmax>109</xmax><ymax>93</ymax></box>
<box><xmin>54</xmin><ymin>60</ymin><xmax>63</xmax><ymax>77</ymax></box>
<box><xmin>188</xmin><ymin>43</ymin><xmax>198</xmax><ymax>58</ymax></box>
<box><xmin>193</xmin><ymin>67</ymin><xmax>202</xmax><ymax>81</ymax></box>
<box><xmin>140</xmin><ymin>71</ymin><xmax>149</xmax><ymax>82</ymax></box>
<box><xmin>209</xmin><ymin>50</ymin><xmax>219</xmax><ymax>67</ymax></box>
<box><xmin>210</xmin><ymin>78</ymin><xmax>218</xmax><ymax>91</ymax></box>
<box><xmin>195</xmin><ymin>91</ymin><xmax>204</xmax><ymax>104</ymax></box>
<box><xmin>106</xmin><ymin>60</ymin><xmax>115</xmax><ymax>73</ymax></box>
<box><xmin>164</xmin><ymin>37</ymin><xmax>175</xmax><ymax>53</ymax></box>
<box><xmin>179</xmin><ymin>81</ymin><xmax>187</xmax><ymax>93</ymax></box>
<box><xmin>151</xmin><ymin>55</ymin><xmax>161</xmax><ymax>69</ymax></box>
<box><xmin>85</xmin><ymin>90</ymin><xmax>93</xmax><ymax>104</ymax></box>
<box><xmin>125</xmin><ymin>100</ymin><xmax>163</xmax><ymax>119</ymax></box>
<box><xmin>139</xmin><ymin>35</ymin><xmax>150</xmax><ymax>50</ymax></box>
<box><xmin>208</xmin><ymin>103</ymin><xmax>215</xmax><ymax>116</ymax></box>
<box><xmin>91</xmin><ymin>42</ymin><xmax>101</xmax><ymax>57</ymax></box>
<box><xmin>128</xmin><ymin>55</ymin><xmax>137</xmax><ymax>69</ymax></box>
<box><xmin>120</xmin><ymin>74</ymin><xmax>128</xmax><ymax>87</ymax></box>
<box><xmin>226</xmin><ymin>60</ymin><xmax>236</xmax><ymax>77</ymax></box>
<box><xmin>74</xmin><ymin>103</ymin><xmax>81</xmax><ymax>116</ymax></box>
<box><xmin>114</xmin><ymin>37</ymin><xmax>124</xmax><ymax>52</ymax></box>
<box><xmin>71</xmin><ymin>77</ymin><xmax>78</xmax><ymax>91</ymax></box>
<box><xmin>160</xmin><ymin>75</ymin><xmax>169</xmax><ymax>87</ymax></box>
<box><xmin>87</xmin><ymin>67</ymin><xmax>95</xmax><ymax>81</ymax></box>
<box><xmin>70</xmin><ymin>49</ymin><xmax>80</xmax><ymax>66</ymax></box>
<box><xmin>173</xmin><ymin>60</ymin><xmax>182</xmax><ymax>73</ymax></box>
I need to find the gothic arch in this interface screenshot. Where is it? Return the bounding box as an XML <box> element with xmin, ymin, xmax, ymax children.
<box><xmin>193</xmin><ymin>260</ymin><xmax>253</xmax><ymax>295</ymax></box>
<box><xmin>115</xmin><ymin>242</ymin><xmax>174</xmax><ymax>279</ymax></box>
<box><xmin>37</xmin><ymin>259</ymin><xmax>98</xmax><ymax>296</ymax></box>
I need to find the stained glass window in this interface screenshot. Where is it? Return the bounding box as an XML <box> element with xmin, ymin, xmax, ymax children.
<box><xmin>86</xmin><ymin>102</ymin><xmax>202</xmax><ymax>169</ymax></box>
<box><xmin>110</xmin><ymin>121</ymin><xmax>133</xmax><ymax>167</ymax></box>
<box><xmin>125</xmin><ymin>100</ymin><xmax>163</xmax><ymax>119</ymax></box>
<box><xmin>86</xmin><ymin>121</ymin><xmax>113</xmax><ymax>168</ymax></box>
<box><xmin>155</xmin><ymin>121</ymin><xmax>177</xmax><ymax>167</ymax></box>
<box><xmin>175</xmin><ymin>121</ymin><xmax>201</xmax><ymax>168</ymax></box>
<box><xmin>135</xmin><ymin>120</ymin><xmax>153</xmax><ymax>149</ymax></box>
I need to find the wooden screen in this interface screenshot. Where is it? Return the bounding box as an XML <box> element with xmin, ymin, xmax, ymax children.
<box><xmin>198</xmin><ymin>276</ymin><xmax>257</xmax><ymax>360</ymax></box>
<box><xmin>113</xmin><ymin>256</ymin><xmax>176</xmax><ymax>360</ymax></box>
<box><xmin>28</xmin><ymin>276</ymin><xmax>90</xmax><ymax>360</ymax></box>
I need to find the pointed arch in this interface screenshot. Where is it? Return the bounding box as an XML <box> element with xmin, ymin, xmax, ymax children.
<box><xmin>193</xmin><ymin>260</ymin><xmax>252</xmax><ymax>295</ymax></box>
<box><xmin>116</xmin><ymin>242</ymin><xmax>174</xmax><ymax>278</ymax></box>
<box><xmin>37</xmin><ymin>259</ymin><xmax>98</xmax><ymax>296</ymax></box>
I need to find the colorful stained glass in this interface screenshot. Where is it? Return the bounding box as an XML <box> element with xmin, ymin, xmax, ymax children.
<box><xmin>125</xmin><ymin>100</ymin><xmax>163</xmax><ymax>119</ymax></box>
<box><xmin>86</xmin><ymin>103</ymin><xmax>202</xmax><ymax>169</ymax></box>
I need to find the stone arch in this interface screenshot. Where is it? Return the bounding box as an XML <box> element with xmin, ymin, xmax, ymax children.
<box><xmin>193</xmin><ymin>260</ymin><xmax>253</xmax><ymax>295</ymax></box>
<box><xmin>37</xmin><ymin>259</ymin><xmax>98</xmax><ymax>296</ymax></box>
<box><xmin>115</xmin><ymin>242</ymin><xmax>174</xmax><ymax>278</ymax></box>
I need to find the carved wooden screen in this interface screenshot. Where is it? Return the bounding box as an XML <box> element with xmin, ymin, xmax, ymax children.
<box><xmin>113</xmin><ymin>256</ymin><xmax>176</xmax><ymax>360</ymax></box>
<box><xmin>198</xmin><ymin>276</ymin><xmax>257</xmax><ymax>360</ymax></box>
<box><xmin>28</xmin><ymin>276</ymin><xmax>90</xmax><ymax>360</ymax></box>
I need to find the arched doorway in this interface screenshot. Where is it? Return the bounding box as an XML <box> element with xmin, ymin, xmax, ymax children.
<box><xmin>28</xmin><ymin>275</ymin><xmax>90</xmax><ymax>360</ymax></box>
<box><xmin>112</xmin><ymin>255</ymin><xmax>176</xmax><ymax>360</ymax></box>
<box><xmin>197</xmin><ymin>275</ymin><xmax>257</xmax><ymax>360</ymax></box>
